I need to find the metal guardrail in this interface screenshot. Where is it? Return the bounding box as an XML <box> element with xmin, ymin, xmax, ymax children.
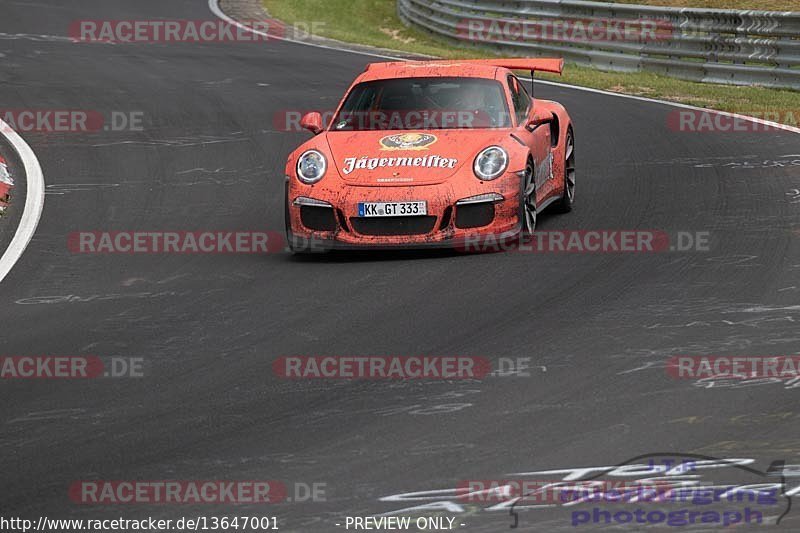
<box><xmin>397</xmin><ymin>0</ymin><xmax>800</xmax><ymax>90</ymax></box>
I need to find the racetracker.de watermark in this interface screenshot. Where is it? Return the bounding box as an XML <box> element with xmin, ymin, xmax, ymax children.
<box><xmin>68</xmin><ymin>481</ymin><xmax>289</xmax><ymax>504</ymax></box>
<box><xmin>274</xmin><ymin>109</ymin><xmax>509</xmax><ymax>132</ymax></box>
<box><xmin>456</xmin><ymin>17</ymin><xmax>674</xmax><ymax>44</ymax></box>
<box><xmin>667</xmin><ymin>356</ymin><xmax>800</xmax><ymax>380</ymax></box>
<box><xmin>457</xmin><ymin>480</ymin><xmax>679</xmax><ymax>505</ymax></box>
<box><xmin>273</xmin><ymin>356</ymin><xmax>493</xmax><ymax>379</ymax></box>
<box><xmin>68</xmin><ymin>231</ymin><xmax>285</xmax><ymax>254</ymax></box>
<box><xmin>68</xmin><ymin>20</ymin><xmax>325</xmax><ymax>43</ymax></box>
<box><xmin>457</xmin><ymin>231</ymin><xmax>711</xmax><ymax>253</ymax></box>
<box><xmin>67</xmin><ymin>231</ymin><xmax>712</xmax><ymax>255</ymax></box>
<box><xmin>667</xmin><ymin>109</ymin><xmax>799</xmax><ymax>133</ymax></box>
<box><xmin>0</xmin><ymin>110</ymin><xmax>144</xmax><ymax>133</ymax></box>
<box><xmin>0</xmin><ymin>356</ymin><xmax>143</xmax><ymax>379</ymax></box>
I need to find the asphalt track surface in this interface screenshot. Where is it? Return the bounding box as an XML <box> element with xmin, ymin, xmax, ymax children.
<box><xmin>0</xmin><ymin>0</ymin><xmax>799</xmax><ymax>531</ymax></box>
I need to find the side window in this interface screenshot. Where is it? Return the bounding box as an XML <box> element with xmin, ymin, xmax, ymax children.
<box><xmin>518</xmin><ymin>81</ymin><xmax>532</xmax><ymax>119</ymax></box>
<box><xmin>508</xmin><ymin>75</ymin><xmax>530</xmax><ymax>125</ymax></box>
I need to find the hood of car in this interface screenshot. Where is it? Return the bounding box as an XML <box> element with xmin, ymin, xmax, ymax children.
<box><xmin>324</xmin><ymin>130</ymin><xmax>505</xmax><ymax>186</ymax></box>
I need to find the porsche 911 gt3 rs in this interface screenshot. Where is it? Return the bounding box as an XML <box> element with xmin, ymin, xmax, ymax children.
<box><xmin>284</xmin><ymin>58</ymin><xmax>575</xmax><ymax>252</ymax></box>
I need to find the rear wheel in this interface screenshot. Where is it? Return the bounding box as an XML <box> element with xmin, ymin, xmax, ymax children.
<box><xmin>553</xmin><ymin>127</ymin><xmax>575</xmax><ymax>213</ymax></box>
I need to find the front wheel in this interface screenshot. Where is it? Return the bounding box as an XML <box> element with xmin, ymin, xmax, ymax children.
<box><xmin>284</xmin><ymin>188</ymin><xmax>299</xmax><ymax>254</ymax></box>
<box><xmin>553</xmin><ymin>127</ymin><xmax>575</xmax><ymax>213</ymax></box>
<box><xmin>284</xmin><ymin>187</ymin><xmax>310</xmax><ymax>255</ymax></box>
<box><xmin>502</xmin><ymin>158</ymin><xmax>537</xmax><ymax>251</ymax></box>
<box><xmin>521</xmin><ymin>158</ymin><xmax>537</xmax><ymax>235</ymax></box>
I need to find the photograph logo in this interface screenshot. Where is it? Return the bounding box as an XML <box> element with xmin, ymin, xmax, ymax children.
<box><xmin>508</xmin><ymin>454</ymin><xmax>792</xmax><ymax>529</ymax></box>
<box><xmin>380</xmin><ymin>133</ymin><xmax>438</xmax><ymax>151</ymax></box>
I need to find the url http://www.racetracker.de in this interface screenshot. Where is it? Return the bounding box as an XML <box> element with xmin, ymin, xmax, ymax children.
<box><xmin>1</xmin><ymin>516</ymin><xmax>280</xmax><ymax>532</ymax></box>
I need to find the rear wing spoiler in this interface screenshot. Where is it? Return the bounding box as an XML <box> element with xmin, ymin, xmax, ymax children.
<box><xmin>365</xmin><ymin>58</ymin><xmax>564</xmax><ymax>75</ymax></box>
<box><xmin>451</xmin><ymin>58</ymin><xmax>564</xmax><ymax>75</ymax></box>
<box><xmin>456</xmin><ymin>58</ymin><xmax>563</xmax><ymax>97</ymax></box>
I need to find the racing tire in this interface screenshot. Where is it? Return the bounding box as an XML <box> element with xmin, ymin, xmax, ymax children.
<box><xmin>553</xmin><ymin>127</ymin><xmax>575</xmax><ymax>213</ymax></box>
<box><xmin>521</xmin><ymin>157</ymin><xmax>537</xmax><ymax>235</ymax></box>
<box><xmin>284</xmin><ymin>186</ymin><xmax>306</xmax><ymax>255</ymax></box>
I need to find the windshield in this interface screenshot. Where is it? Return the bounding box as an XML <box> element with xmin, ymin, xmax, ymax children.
<box><xmin>331</xmin><ymin>77</ymin><xmax>511</xmax><ymax>131</ymax></box>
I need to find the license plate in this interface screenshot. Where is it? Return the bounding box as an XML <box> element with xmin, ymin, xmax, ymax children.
<box><xmin>358</xmin><ymin>201</ymin><xmax>427</xmax><ymax>217</ymax></box>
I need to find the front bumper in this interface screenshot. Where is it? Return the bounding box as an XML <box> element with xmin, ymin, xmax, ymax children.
<box><xmin>286</xmin><ymin>174</ymin><xmax>522</xmax><ymax>249</ymax></box>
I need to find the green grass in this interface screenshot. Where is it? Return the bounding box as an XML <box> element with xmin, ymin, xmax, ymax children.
<box><xmin>263</xmin><ymin>0</ymin><xmax>800</xmax><ymax>124</ymax></box>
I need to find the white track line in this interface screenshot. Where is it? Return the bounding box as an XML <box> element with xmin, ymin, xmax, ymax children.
<box><xmin>208</xmin><ymin>0</ymin><xmax>800</xmax><ymax>136</ymax></box>
<box><xmin>0</xmin><ymin>120</ymin><xmax>45</xmax><ymax>284</ymax></box>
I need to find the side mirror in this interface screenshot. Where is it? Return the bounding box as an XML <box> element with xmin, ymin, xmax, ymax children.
<box><xmin>300</xmin><ymin>112</ymin><xmax>324</xmax><ymax>135</ymax></box>
<box><xmin>526</xmin><ymin>109</ymin><xmax>554</xmax><ymax>132</ymax></box>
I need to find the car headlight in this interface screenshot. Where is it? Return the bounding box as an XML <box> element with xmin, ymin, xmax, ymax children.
<box><xmin>473</xmin><ymin>146</ymin><xmax>508</xmax><ymax>181</ymax></box>
<box><xmin>296</xmin><ymin>150</ymin><xmax>327</xmax><ymax>184</ymax></box>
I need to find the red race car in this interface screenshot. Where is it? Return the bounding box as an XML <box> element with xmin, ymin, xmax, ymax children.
<box><xmin>284</xmin><ymin>58</ymin><xmax>575</xmax><ymax>252</ymax></box>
